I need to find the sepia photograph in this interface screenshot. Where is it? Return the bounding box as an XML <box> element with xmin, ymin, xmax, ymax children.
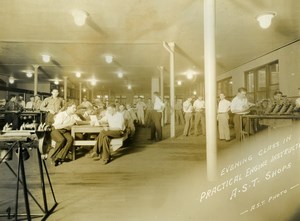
<box><xmin>0</xmin><ymin>1</ymin><xmax>300</xmax><ymax>220</ymax></box>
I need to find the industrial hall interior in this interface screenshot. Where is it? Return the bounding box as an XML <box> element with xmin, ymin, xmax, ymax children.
<box><xmin>0</xmin><ymin>1</ymin><xmax>300</xmax><ymax>221</ymax></box>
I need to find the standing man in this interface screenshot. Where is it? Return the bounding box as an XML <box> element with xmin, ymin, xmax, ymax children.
<box><xmin>89</xmin><ymin>103</ymin><xmax>125</xmax><ymax>165</ymax></box>
<box><xmin>50</xmin><ymin>101</ymin><xmax>81</xmax><ymax>166</ymax></box>
<box><xmin>217</xmin><ymin>93</ymin><xmax>231</xmax><ymax>141</ymax></box>
<box><xmin>182</xmin><ymin>97</ymin><xmax>194</xmax><ymax>136</ymax></box>
<box><xmin>4</xmin><ymin>94</ymin><xmax>23</xmax><ymax>129</ymax></box>
<box><xmin>144</xmin><ymin>98</ymin><xmax>153</xmax><ymax>127</ymax></box>
<box><xmin>135</xmin><ymin>97</ymin><xmax>147</xmax><ymax>126</ymax></box>
<box><xmin>40</xmin><ymin>89</ymin><xmax>64</xmax><ymax>125</ymax></box>
<box><xmin>231</xmin><ymin>87</ymin><xmax>254</xmax><ymax>141</ymax></box>
<box><xmin>193</xmin><ymin>96</ymin><xmax>206</xmax><ymax>136</ymax></box>
<box><xmin>150</xmin><ymin>91</ymin><xmax>165</xmax><ymax>141</ymax></box>
<box><xmin>163</xmin><ymin>98</ymin><xmax>170</xmax><ymax>124</ymax></box>
<box><xmin>174</xmin><ymin>99</ymin><xmax>184</xmax><ymax>125</ymax></box>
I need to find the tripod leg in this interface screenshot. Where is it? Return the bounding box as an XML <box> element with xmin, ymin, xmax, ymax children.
<box><xmin>19</xmin><ymin>145</ymin><xmax>31</xmax><ymax>221</ymax></box>
<box><xmin>14</xmin><ymin>146</ymin><xmax>21</xmax><ymax>221</ymax></box>
<box><xmin>36</xmin><ymin>148</ymin><xmax>48</xmax><ymax>212</ymax></box>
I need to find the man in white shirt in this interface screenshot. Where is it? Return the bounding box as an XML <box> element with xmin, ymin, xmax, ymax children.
<box><xmin>217</xmin><ymin>93</ymin><xmax>231</xmax><ymax>141</ymax></box>
<box><xmin>150</xmin><ymin>91</ymin><xmax>165</xmax><ymax>141</ymax></box>
<box><xmin>182</xmin><ymin>97</ymin><xmax>193</xmax><ymax>136</ymax></box>
<box><xmin>193</xmin><ymin>96</ymin><xmax>205</xmax><ymax>136</ymax></box>
<box><xmin>50</xmin><ymin>101</ymin><xmax>81</xmax><ymax>166</ymax></box>
<box><xmin>230</xmin><ymin>87</ymin><xmax>254</xmax><ymax>141</ymax></box>
<box><xmin>89</xmin><ymin>103</ymin><xmax>125</xmax><ymax>165</ymax></box>
<box><xmin>25</xmin><ymin>95</ymin><xmax>35</xmax><ymax>110</ymax></box>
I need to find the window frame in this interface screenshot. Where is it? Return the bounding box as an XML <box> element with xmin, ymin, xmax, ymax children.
<box><xmin>244</xmin><ymin>60</ymin><xmax>279</xmax><ymax>103</ymax></box>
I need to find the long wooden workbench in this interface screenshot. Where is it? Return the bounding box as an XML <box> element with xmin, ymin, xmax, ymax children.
<box><xmin>240</xmin><ymin>113</ymin><xmax>300</xmax><ymax>141</ymax></box>
<box><xmin>70</xmin><ymin>125</ymin><xmax>128</xmax><ymax>160</ymax></box>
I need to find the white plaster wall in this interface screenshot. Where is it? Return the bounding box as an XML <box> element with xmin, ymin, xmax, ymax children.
<box><xmin>18</xmin><ymin>82</ymin><xmax>51</xmax><ymax>93</ymax></box>
<box><xmin>218</xmin><ymin>41</ymin><xmax>300</xmax><ymax>97</ymax></box>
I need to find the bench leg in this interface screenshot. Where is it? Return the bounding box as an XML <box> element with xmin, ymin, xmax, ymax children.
<box><xmin>72</xmin><ymin>146</ymin><xmax>76</xmax><ymax>161</ymax></box>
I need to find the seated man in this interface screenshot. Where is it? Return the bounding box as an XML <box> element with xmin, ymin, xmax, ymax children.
<box><xmin>119</xmin><ymin>104</ymin><xmax>135</xmax><ymax>137</ymax></box>
<box><xmin>25</xmin><ymin>95</ymin><xmax>35</xmax><ymax>110</ymax></box>
<box><xmin>50</xmin><ymin>101</ymin><xmax>81</xmax><ymax>166</ymax></box>
<box><xmin>88</xmin><ymin>103</ymin><xmax>125</xmax><ymax>165</ymax></box>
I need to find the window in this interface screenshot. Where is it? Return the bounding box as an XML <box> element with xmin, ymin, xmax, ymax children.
<box><xmin>245</xmin><ymin>60</ymin><xmax>279</xmax><ymax>103</ymax></box>
<box><xmin>217</xmin><ymin>77</ymin><xmax>233</xmax><ymax>98</ymax></box>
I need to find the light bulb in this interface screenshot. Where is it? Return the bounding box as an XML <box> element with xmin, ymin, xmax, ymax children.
<box><xmin>75</xmin><ymin>72</ymin><xmax>81</xmax><ymax>78</ymax></box>
<box><xmin>118</xmin><ymin>72</ymin><xmax>123</xmax><ymax>78</ymax></box>
<box><xmin>42</xmin><ymin>54</ymin><xmax>51</xmax><ymax>63</ymax></box>
<box><xmin>187</xmin><ymin>72</ymin><xmax>193</xmax><ymax>80</ymax></box>
<box><xmin>105</xmin><ymin>55</ymin><xmax>113</xmax><ymax>64</ymax></box>
<box><xmin>256</xmin><ymin>12</ymin><xmax>276</xmax><ymax>29</ymax></box>
<box><xmin>8</xmin><ymin>77</ymin><xmax>15</xmax><ymax>84</ymax></box>
<box><xmin>90</xmin><ymin>78</ymin><xmax>97</xmax><ymax>86</ymax></box>
<box><xmin>26</xmin><ymin>71</ymin><xmax>33</xmax><ymax>78</ymax></box>
<box><xmin>72</xmin><ymin>9</ymin><xmax>88</xmax><ymax>26</ymax></box>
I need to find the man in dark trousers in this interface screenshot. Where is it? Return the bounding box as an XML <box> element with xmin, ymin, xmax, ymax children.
<box><xmin>88</xmin><ymin>103</ymin><xmax>125</xmax><ymax>165</ymax></box>
<box><xmin>150</xmin><ymin>91</ymin><xmax>165</xmax><ymax>141</ymax></box>
<box><xmin>50</xmin><ymin>101</ymin><xmax>81</xmax><ymax>166</ymax></box>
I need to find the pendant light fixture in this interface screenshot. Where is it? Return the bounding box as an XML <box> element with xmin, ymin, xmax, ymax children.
<box><xmin>256</xmin><ymin>12</ymin><xmax>276</xmax><ymax>29</ymax></box>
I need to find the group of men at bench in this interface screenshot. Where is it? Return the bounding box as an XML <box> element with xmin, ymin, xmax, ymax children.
<box><xmin>50</xmin><ymin>101</ymin><xmax>125</xmax><ymax>166</ymax></box>
<box><xmin>42</xmin><ymin>89</ymin><xmax>165</xmax><ymax>167</ymax></box>
<box><xmin>41</xmin><ymin>89</ymin><xmax>125</xmax><ymax>166</ymax></box>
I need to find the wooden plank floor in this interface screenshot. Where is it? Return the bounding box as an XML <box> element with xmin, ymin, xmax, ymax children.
<box><xmin>45</xmin><ymin>125</ymin><xmax>209</xmax><ymax>221</ymax></box>
<box><xmin>1</xmin><ymin>123</ymin><xmax>300</xmax><ymax>221</ymax></box>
